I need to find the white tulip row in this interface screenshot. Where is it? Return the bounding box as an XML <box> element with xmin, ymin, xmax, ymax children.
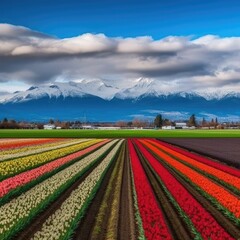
<box><xmin>0</xmin><ymin>138</ymin><xmax>38</xmax><ymax>143</ymax></box>
<box><xmin>0</xmin><ymin>139</ymin><xmax>88</xmax><ymax>161</ymax></box>
<box><xmin>0</xmin><ymin>139</ymin><xmax>118</xmax><ymax>238</ymax></box>
<box><xmin>32</xmin><ymin>140</ymin><xmax>123</xmax><ymax>240</ymax></box>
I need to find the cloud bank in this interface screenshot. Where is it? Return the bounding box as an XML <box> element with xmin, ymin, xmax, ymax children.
<box><xmin>1</xmin><ymin>23</ymin><xmax>240</xmax><ymax>92</ymax></box>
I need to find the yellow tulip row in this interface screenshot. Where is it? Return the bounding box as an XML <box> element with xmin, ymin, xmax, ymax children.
<box><xmin>0</xmin><ymin>140</ymin><xmax>117</xmax><ymax>238</ymax></box>
<box><xmin>0</xmin><ymin>139</ymin><xmax>88</xmax><ymax>161</ymax></box>
<box><xmin>0</xmin><ymin>139</ymin><xmax>103</xmax><ymax>178</ymax></box>
<box><xmin>32</xmin><ymin>140</ymin><xmax>123</xmax><ymax>240</ymax></box>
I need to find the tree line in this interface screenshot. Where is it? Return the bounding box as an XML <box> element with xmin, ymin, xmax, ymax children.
<box><xmin>0</xmin><ymin>115</ymin><xmax>239</xmax><ymax>129</ymax></box>
<box><xmin>153</xmin><ymin>114</ymin><xmax>222</xmax><ymax>128</ymax></box>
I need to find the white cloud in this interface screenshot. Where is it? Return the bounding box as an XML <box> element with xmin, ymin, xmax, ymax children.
<box><xmin>0</xmin><ymin>91</ymin><xmax>9</xmax><ymax>96</ymax></box>
<box><xmin>1</xmin><ymin>24</ymin><xmax>240</xmax><ymax>93</ymax></box>
<box><xmin>199</xmin><ymin>112</ymin><xmax>240</xmax><ymax>121</ymax></box>
<box><xmin>193</xmin><ymin>35</ymin><xmax>240</xmax><ymax>51</ymax></box>
<box><xmin>142</xmin><ymin>110</ymin><xmax>189</xmax><ymax>119</ymax></box>
<box><xmin>0</xmin><ymin>80</ymin><xmax>29</xmax><ymax>93</ymax></box>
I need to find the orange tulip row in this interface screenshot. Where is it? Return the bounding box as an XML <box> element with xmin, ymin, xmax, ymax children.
<box><xmin>140</xmin><ymin>139</ymin><xmax>240</xmax><ymax>219</ymax></box>
<box><xmin>134</xmin><ymin>139</ymin><xmax>233</xmax><ymax>240</ymax></box>
<box><xmin>147</xmin><ymin>139</ymin><xmax>240</xmax><ymax>190</ymax></box>
<box><xmin>151</xmin><ymin>139</ymin><xmax>240</xmax><ymax>178</ymax></box>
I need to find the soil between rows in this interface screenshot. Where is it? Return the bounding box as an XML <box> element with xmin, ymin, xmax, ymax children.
<box><xmin>73</xmin><ymin>141</ymin><xmax>137</xmax><ymax>240</ymax></box>
<box><xmin>72</xmin><ymin>144</ymin><xmax>121</xmax><ymax>240</ymax></box>
<box><xmin>118</xmin><ymin>142</ymin><xmax>136</xmax><ymax>240</ymax></box>
<box><xmin>159</xmin><ymin>138</ymin><xmax>240</xmax><ymax>168</ymax></box>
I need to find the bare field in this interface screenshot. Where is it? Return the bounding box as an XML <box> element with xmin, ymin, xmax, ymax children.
<box><xmin>160</xmin><ymin>138</ymin><xmax>240</xmax><ymax>168</ymax></box>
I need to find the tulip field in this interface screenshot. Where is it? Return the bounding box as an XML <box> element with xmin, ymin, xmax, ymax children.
<box><xmin>0</xmin><ymin>138</ymin><xmax>239</xmax><ymax>239</ymax></box>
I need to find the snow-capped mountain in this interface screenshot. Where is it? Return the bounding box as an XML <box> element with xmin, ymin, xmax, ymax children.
<box><xmin>69</xmin><ymin>79</ymin><xmax>119</xmax><ymax>100</ymax></box>
<box><xmin>222</xmin><ymin>91</ymin><xmax>240</xmax><ymax>99</ymax></box>
<box><xmin>115</xmin><ymin>78</ymin><xmax>163</xmax><ymax>99</ymax></box>
<box><xmin>0</xmin><ymin>78</ymin><xmax>240</xmax><ymax>121</ymax></box>
<box><xmin>0</xmin><ymin>84</ymin><xmax>88</xmax><ymax>104</ymax></box>
<box><xmin>0</xmin><ymin>78</ymin><xmax>160</xmax><ymax>103</ymax></box>
<box><xmin>2</xmin><ymin>77</ymin><xmax>239</xmax><ymax>104</ymax></box>
<box><xmin>0</xmin><ymin>79</ymin><xmax>120</xmax><ymax>104</ymax></box>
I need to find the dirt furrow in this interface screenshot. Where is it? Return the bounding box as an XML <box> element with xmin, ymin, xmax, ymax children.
<box><xmin>118</xmin><ymin>142</ymin><xmax>136</xmax><ymax>240</ymax></box>
<box><xmin>72</xmin><ymin>144</ymin><xmax>122</xmax><ymax>240</ymax></box>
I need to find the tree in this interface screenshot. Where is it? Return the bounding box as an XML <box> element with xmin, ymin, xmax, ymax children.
<box><xmin>210</xmin><ymin>118</ymin><xmax>215</xmax><ymax>127</ymax></box>
<box><xmin>116</xmin><ymin>121</ymin><xmax>127</xmax><ymax>128</ymax></box>
<box><xmin>3</xmin><ymin>118</ymin><xmax>8</xmax><ymax>123</ymax></box>
<box><xmin>163</xmin><ymin>118</ymin><xmax>171</xmax><ymax>126</ymax></box>
<box><xmin>154</xmin><ymin>114</ymin><xmax>163</xmax><ymax>128</ymax></box>
<box><xmin>1</xmin><ymin>118</ymin><xmax>9</xmax><ymax>129</ymax></box>
<box><xmin>37</xmin><ymin>124</ymin><xmax>44</xmax><ymax>129</ymax></box>
<box><xmin>8</xmin><ymin>120</ymin><xmax>18</xmax><ymax>129</ymax></box>
<box><xmin>49</xmin><ymin>119</ymin><xmax>54</xmax><ymax>124</ymax></box>
<box><xmin>132</xmin><ymin>118</ymin><xmax>144</xmax><ymax>128</ymax></box>
<box><xmin>201</xmin><ymin>117</ymin><xmax>207</xmax><ymax>127</ymax></box>
<box><xmin>189</xmin><ymin>114</ymin><xmax>197</xmax><ymax>127</ymax></box>
<box><xmin>127</xmin><ymin>121</ymin><xmax>133</xmax><ymax>127</ymax></box>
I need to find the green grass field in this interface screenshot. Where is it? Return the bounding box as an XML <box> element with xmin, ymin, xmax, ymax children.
<box><xmin>0</xmin><ymin>129</ymin><xmax>240</xmax><ymax>138</ymax></box>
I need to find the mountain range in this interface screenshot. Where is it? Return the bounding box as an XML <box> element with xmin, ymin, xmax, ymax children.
<box><xmin>0</xmin><ymin>78</ymin><xmax>240</xmax><ymax>121</ymax></box>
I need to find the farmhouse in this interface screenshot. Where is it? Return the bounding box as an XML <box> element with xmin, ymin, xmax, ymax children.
<box><xmin>82</xmin><ymin>125</ymin><xmax>94</xmax><ymax>129</ymax></box>
<box><xmin>175</xmin><ymin>122</ymin><xmax>189</xmax><ymax>129</ymax></box>
<box><xmin>43</xmin><ymin>124</ymin><xmax>56</xmax><ymax>130</ymax></box>
<box><xmin>162</xmin><ymin>126</ymin><xmax>175</xmax><ymax>130</ymax></box>
<box><xmin>97</xmin><ymin>126</ymin><xmax>121</xmax><ymax>130</ymax></box>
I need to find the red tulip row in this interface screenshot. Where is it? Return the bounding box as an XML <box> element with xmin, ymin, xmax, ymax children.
<box><xmin>155</xmin><ymin>139</ymin><xmax>240</xmax><ymax>178</ymax></box>
<box><xmin>128</xmin><ymin>139</ymin><xmax>172</xmax><ymax>240</ymax></box>
<box><xmin>136</xmin><ymin>139</ymin><xmax>233</xmax><ymax>240</ymax></box>
<box><xmin>0</xmin><ymin>140</ymin><xmax>109</xmax><ymax>198</ymax></box>
<box><xmin>0</xmin><ymin>138</ymin><xmax>62</xmax><ymax>150</ymax></box>
<box><xmin>140</xmin><ymin>139</ymin><xmax>240</xmax><ymax>219</ymax></box>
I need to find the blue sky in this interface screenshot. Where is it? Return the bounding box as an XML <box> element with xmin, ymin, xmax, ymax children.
<box><xmin>1</xmin><ymin>0</ymin><xmax>240</xmax><ymax>94</ymax></box>
<box><xmin>1</xmin><ymin>0</ymin><xmax>240</xmax><ymax>38</ymax></box>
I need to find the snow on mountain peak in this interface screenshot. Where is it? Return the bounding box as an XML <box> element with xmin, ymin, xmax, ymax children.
<box><xmin>134</xmin><ymin>77</ymin><xmax>154</xmax><ymax>87</ymax></box>
<box><xmin>0</xmin><ymin>83</ymin><xmax>88</xmax><ymax>104</ymax></box>
<box><xmin>195</xmin><ymin>90</ymin><xmax>237</xmax><ymax>100</ymax></box>
<box><xmin>1</xmin><ymin>78</ymin><xmax>240</xmax><ymax>104</ymax></box>
<box><xmin>115</xmin><ymin>78</ymin><xmax>160</xmax><ymax>99</ymax></box>
<box><xmin>69</xmin><ymin>78</ymin><xmax>119</xmax><ymax>99</ymax></box>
